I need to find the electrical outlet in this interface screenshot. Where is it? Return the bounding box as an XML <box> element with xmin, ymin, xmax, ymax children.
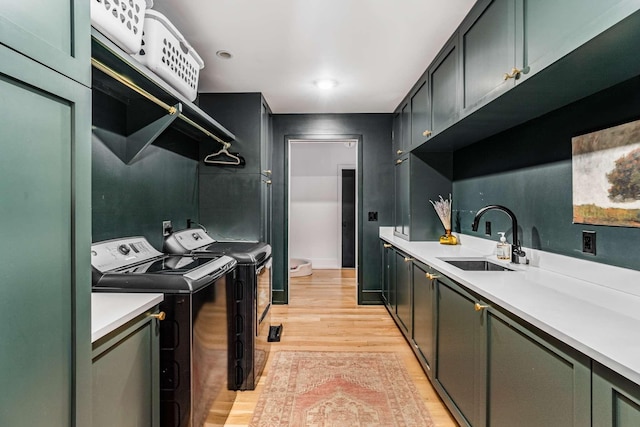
<box><xmin>582</xmin><ymin>231</ymin><xmax>596</xmax><ymax>255</ymax></box>
<box><xmin>162</xmin><ymin>220</ymin><xmax>173</xmax><ymax>237</ymax></box>
<box><xmin>485</xmin><ymin>221</ymin><xmax>491</xmax><ymax>236</ymax></box>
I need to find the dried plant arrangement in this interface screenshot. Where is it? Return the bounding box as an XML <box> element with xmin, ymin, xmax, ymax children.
<box><xmin>429</xmin><ymin>194</ymin><xmax>457</xmax><ymax>245</ymax></box>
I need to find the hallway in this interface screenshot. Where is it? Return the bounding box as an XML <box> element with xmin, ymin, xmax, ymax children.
<box><xmin>222</xmin><ymin>269</ymin><xmax>456</xmax><ymax>426</ymax></box>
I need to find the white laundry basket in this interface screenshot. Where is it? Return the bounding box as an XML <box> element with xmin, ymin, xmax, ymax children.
<box><xmin>133</xmin><ymin>10</ymin><xmax>205</xmax><ymax>101</ymax></box>
<box><xmin>91</xmin><ymin>0</ymin><xmax>153</xmax><ymax>54</ymax></box>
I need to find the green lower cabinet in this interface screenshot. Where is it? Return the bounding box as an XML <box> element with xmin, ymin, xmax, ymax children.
<box><xmin>395</xmin><ymin>250</ymin><xmax>412</xmax><ymax>336</ymax></box>
<box><xmin>412</xmin><ymin>261</ymin><xmax>435</xmax><ymax>376</ymax></box>
<box><xmin>435</xmin><ymin>276</ymin><xmax>483</xmax><ymax>426</ymax></box>
<box><xmin>381</xmin><ymin>242</ymin><xmax>395</xmax><ymax>307</ymax></box>
<box><xmin>593</xmin><ymin>363</ymin><xmax>640</xmax><ymax>427</ymax></box>
<box><xmin>485</xmin><ymin>309</ymin><xmax>591</xmax><ymax>427</ymax></box>
<box><xmin>92</xmin><ymin>312</ymin><xmax>160</xmax><ymax>427</ymax></box>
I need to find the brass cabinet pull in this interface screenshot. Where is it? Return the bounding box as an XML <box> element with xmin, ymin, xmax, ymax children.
<box><xmin>404</xmin><ymin>257</ymin><xmax>414</xmax><ymax>262</ymax></box>
<box><xmin>150</xmin><ymin>311</ymin><xmax>166</xmax><ymax>321</ymax></box>
<box><xmin>396</xmin><ymin>150</ymin><xmax>404</xmax><ymax>155</ymax></box>
<box><xmin>383</xmin><ymin>243</ymin><xmax>392</xmax><ymax>248</ymax></box>
<box><xmin>503</xmin><ymin>67</ymin><xmax>522</xmax><ymax>80</ymax></box>
<box><xmin>426</xmin><ymin>272</ymin><xmax>440</xmax><ymax>280</ymax></box>
<box><xmin>263</xmin><ymin>179</ymin><xmax>272</xmax><ymax>185</ymax></box>
<box><xmin>422</xmin><ymin>130</ymin><xmax>432</xmax><ymax>137</ymax></box>
<box><xmin>263</xmin><ymin>169</ymin><xmax>272</xmax><ymax>175</ymax></box>
<box><xmin>396</xmin><ymin>159</ymin><xmax>404</xmax><ymax>165</ymax></box>
<box><xmin>474</xmin><ymin>303</ymin><xmax>489</xmax><ymax>312</ymax></box>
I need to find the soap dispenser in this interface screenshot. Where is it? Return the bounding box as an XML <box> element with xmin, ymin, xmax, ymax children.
<box><xmin>497</xmin><ymin>232</ymin><xmax>511</xmax><ymax>260</ymax></box>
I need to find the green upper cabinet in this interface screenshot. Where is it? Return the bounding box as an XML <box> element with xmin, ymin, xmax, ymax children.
<box><xmin>400</xmin><ymin>101</ymin><xmax>411</xmax><ymax>155</ymax></box>
<box><xmin>429</xmin><ymin>35</ymin><xmax>460</xmax><ymax>135</ymax></box>
<box><xmin>460</xmin><ymin>0</ymin><xmax>517</xmax><ymax>114</ymax></box>
<box><xmin>392</xmin><ymin>111</ymin><xmax>402</xmax><ymax>158</ymax></box>
<box><xmin>516</xmin><ymin>0</ymin><xmax>633</xmax><ymax>84</ymax></box>
<box><xmin>0</xmin><ymin>0</ymin><xmax>90</xmax><ymax>86</ymax></box>
<box><xmin>410</xmin><ymin>77</ymin><xmax>432</xmax><ymax>148</ymax></box>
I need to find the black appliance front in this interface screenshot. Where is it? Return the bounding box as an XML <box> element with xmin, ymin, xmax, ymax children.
<box><xmin>163</xmin><ymin>229</ymin><xmax>278</xmax><ymax>390</ymax></box>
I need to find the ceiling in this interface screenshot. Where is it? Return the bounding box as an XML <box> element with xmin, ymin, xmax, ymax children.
<box><xmin>151</xmin><ymin>0</ymin><xmax>477</xmax><ymax>114</ymax></box>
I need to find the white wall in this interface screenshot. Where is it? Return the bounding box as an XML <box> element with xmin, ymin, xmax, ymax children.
<box><xmin>290</xmin><ymin>142</ymin><xmax>356</xmax><ymax>269</ymax></box>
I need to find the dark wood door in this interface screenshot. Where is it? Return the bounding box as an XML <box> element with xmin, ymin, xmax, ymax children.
<box><xmin>341</xmin><ymin>169</ymin><xmax>356</xmax><ymax>268</ymax></box>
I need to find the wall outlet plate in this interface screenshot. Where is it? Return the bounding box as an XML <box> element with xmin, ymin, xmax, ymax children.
<box><xmin>582</xmin><ymin>230</ymin><xmax>596</xmax><ymax>255</ymax></box>
<box><xmin>163</xmin><ymin>220</ymin><xmax>173</xmax><ymax>237</ymax></box>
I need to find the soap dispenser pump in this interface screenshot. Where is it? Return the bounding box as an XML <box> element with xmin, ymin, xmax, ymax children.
<box><xmin>497</xmin><ymin>232</ymin><xmax>511</xmax><ymax>260</ymax></box>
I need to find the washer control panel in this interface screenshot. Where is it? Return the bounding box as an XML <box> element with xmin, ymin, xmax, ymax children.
<box><xmin>165</xmin><ymin>227</ymin><xmax>216</xmax><ymax>252</ymax></box>
<box><xmin>91</xmin><ymin>237</ymin><xmax>163</xmax><ymax>272</ymax></box>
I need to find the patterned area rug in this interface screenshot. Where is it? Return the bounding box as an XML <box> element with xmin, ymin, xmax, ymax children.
<box><xmin>249</xmin><ymin>351</ymin><xmax>434</xmax><ymax>427</ymax></box>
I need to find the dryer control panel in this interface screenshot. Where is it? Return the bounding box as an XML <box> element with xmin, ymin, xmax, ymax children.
<box><xmin>164</xmin><ymin>227</ymin><xmax>216</xmax><ymax>253</ymax></box>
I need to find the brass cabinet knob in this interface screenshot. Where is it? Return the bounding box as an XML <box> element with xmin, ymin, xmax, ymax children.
<box><xmin>422</xmin><ymin>130</ymin><xmax>432</xmax><ymax>137</ymax></box>
<box><xmin>396</xmin><ymin>159</ymin><xmax>404</xmax><ymax>165</ymax></box>
<box><xmin>426</xmin><ymin>272</ymin><xmax>440</xmax><ymax>280</ymax></box>
<box><xmin>383</xmin><ymin>243</ymin><xmax>392</xmax><ymax>248</ymax></box>
<box><xmin>263</xmin><ymin>179</ymin><xmax>272</xmax><ymax>185</ymax></box>
<box><xmin>150</xmin><ymin>311</ymin><xmax>166</xmax><ymax>321</ymax></box>
<box><xmin>263</xmin><ymin>170</ymin><xmax>272</xmax><ymax>175</ymax></box>
<box><xmin>396</xmin><ymin>150</ymin><xmax>404</xmax><ymax>155</ymax></box>
<box><xmin>503</xmin><ymin>67</ymin><xmax>522</xmax><ymax>80</ymax></box>
<box><xmin>474</xmin><ymin>303</ymin><xmax>489</xmax><ymax>312</ymax></box>
<box><xmin>404</xmin><ymin>257</ymin><xmax>414</xmax><ymax>262</ymax></box>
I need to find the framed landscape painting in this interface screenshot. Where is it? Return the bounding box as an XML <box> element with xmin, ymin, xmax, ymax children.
<box><xmin>572</xmin><ymin>119</ymin><xmax>640</xmax><ymax>227</ymax></box>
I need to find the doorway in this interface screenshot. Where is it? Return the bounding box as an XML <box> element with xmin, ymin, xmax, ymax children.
<box><xmin>287</xmin><ymin>139</ymin><xmax>358</xmax><ymax>296</ymax></box>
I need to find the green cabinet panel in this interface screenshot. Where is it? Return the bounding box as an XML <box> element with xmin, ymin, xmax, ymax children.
<box><xmin>392</xmin><ymin>111</ymin><xmax>402</xmax><ymax>158</ymax></box>
<box><xmin>394</xmin><ymin>156</ymin><xmax>410</xmax><ymax>237</ymax></box>
<box><xmin>593</xmin><ymin>363</ymin><xmax>640</xmax><ymax>427</ymax></box>
<box><xmin>486</xmin><ymin>310</ymin><xmax>591</xmax><ymax>426</ymax></box>
<box><xmin>435</xmin><ymin>276</ymin><xmax>482</xmax><ymax>426</ymax></box>
<box><xmin>381</xmin><ymin>242</ymin><xmax>395</xmax><ymax>307</ymax></box>
<box><xmin>394</xmin><ymin>250</ymin><xmax>412</xmax><ymax>336</ymax></box>
<box><xmin>410</xmin><ymin>78</ymin><xmax>431</xmax><ymax>148</ymax></box>
<box><xmin>412</xmin><ymin>261</ymin><xmax>435</xmax><ymax>374</ymax></box>
<box><xmin>517</xmin><ymin>0</ymin><xmax>631</xmax><ymax>83</ymax></box>
<box><xmin>461</xmin><ymin>0</ymin><xmax>516</xmax><ymax>113</ymax></box>
<box><xmin>0</xmin><ymin>0</ymin><xmax>90</xmax><ymax>86</ymax></box>
<box><xmin>92</xmin><ymin>313</ymin><xmax>160</xmax><ymax>427</ymax></box>
<box><xmin>0</xmin><ymin>45</ymin><xmax>91</xmax><ymax>427</ymax></box>
<box><xmin>430</xmin><ymin>36</ymin><xmax>459</xmax><ymax>134</ymax></box>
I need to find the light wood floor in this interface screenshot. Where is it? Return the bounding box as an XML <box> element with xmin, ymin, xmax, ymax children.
<box><xmin>222</xmin><ymin>269</ymin><xmax>457</xmax><ymax>427</ymax></box>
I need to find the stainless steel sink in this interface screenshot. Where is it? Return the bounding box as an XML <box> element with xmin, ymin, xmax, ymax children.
<box><xmin>440</xmin><ymin>258</ymin><xmax>514</xmax><ymax>272</ymax></box>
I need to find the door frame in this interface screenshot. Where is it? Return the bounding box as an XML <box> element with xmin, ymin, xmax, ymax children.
<box><xmin>337</xmin><ymin>164</ymin><xmax>357</xmax><ymax>268</ymax></box>
<box><xmin>286</xmin><ymin>136</ymin><xmax>360</xmax><ymax>303</ymax></box>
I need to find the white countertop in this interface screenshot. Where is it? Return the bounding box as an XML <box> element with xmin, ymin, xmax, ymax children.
<box><xmin>380</xmin><ymin>227</ymin><xmax>640</xmax><ymax>385</ymax></box>
<box><xmin>91</xmin><ymin>293</ymin><xmax>164</xmax><ymax>343</ymax></box>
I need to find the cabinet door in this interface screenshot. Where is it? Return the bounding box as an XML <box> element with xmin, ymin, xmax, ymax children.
<box><xmin>92</xmin><ymin>315</ymin><xmax>160</xmax><ymax>427</ymax></box>
<box><xmin>261</xmin><ymin>176</ymin><xmax>272</xmax><ymax>244</ymax></box>
<box><xmin>0</xmin><ymin>46</ymin><xmax>91</xmax><ymax>427</ymax></box>
<box><xmin>516</xmin><ymin>0</ymin><xmax>630</xmax><ymax>84</ymax></box>
<box><xmin>400</xmin><ymin>102</ymin><xmax>411</xmax><ymax>154</ymax></box>
<box><xmin>593</xmin><ymin>362</ymin><xmax>640</xmax><ymax>427</ymax></box>
<box><xmin>260</xmin><ymin>99</ymin><xmax>272</xmax><ymax>175</ymax></box>
<box><xmin>394</xmin><ymin>251</ymin><xmax>412</xmax><ymax>336</ymax></box>
<box><xmin>393</xmin><ymin>156</ymin><xmax>410</xmax><ymax>238</ymax></box>
<box><xmin>381</xmin><ymin>243</ymin><xmax>392</xmax><ymax>305</ymax></box>
<box><xmin>485</xmin><ymin>308</ymin><xmax>591</xmax><ymax>426</ymax></box>
<box><xmin>411</xmin><ymin>79</ymin><xmax>431</xmax><ymax>148</ymax></box>
<box><xmin>412</xmin><ymin>262</ymin><xmax>435</xmax><ymax>373</ymax></box>
<box><xmin>392</xmin><ymin>111</ymin><xmax>402</xmax><ymax>158</ymax></box>
<box><xmin>430</xmin><ymin>36</ymin><xmax>460</xmax><ymax>134</ymax></box>
<box><xmin>460</xmin><ymin>0</ymin><xmax>516</xmax><ymax>114</ymax></box>
<box><xmin>435</xmin><ymin>277</ymin><xmax>482</xmax><ymax>426</ymax></box>
<box><xmin>0</xmin><ymin>0</ymin><xmax>89</xmax><ymax>85</ymax></box>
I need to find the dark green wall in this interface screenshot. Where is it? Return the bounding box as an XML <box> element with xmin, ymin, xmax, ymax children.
<box><xmin>271</xmin><ymin>114</ymin><xmax>394</xmax><ymax>304</ymax></box>
<box><xmin>454</xmin><ymin>75</ymin><xmax>640</xmax><ymax>270</ymax></box>
<box><xmin>92</xmin><ymin>138</ymin><xmax>198</xmax><ymax>250</ymax></box>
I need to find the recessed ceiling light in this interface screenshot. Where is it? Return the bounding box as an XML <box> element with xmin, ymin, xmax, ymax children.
<box><xmin>314</xmin><ymin>79</ymin><xmax>338</xmax><ymax>90</ymax></box>
<box><xmin>216</xmin><ymin>50</ymin><xmax>233</xmax><ymax>59</ymax></box>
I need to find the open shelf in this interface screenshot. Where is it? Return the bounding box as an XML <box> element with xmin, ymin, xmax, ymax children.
<box><xmin>91</xmin><ymin>28</ymin><xmax>236</xmax><ymax>163</ymax></box>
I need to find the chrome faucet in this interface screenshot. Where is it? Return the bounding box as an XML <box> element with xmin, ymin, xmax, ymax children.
<box><xmin>471</xmin><ymin>205</ymin><xmax>526</xmax><ymax>264</ymax></box>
